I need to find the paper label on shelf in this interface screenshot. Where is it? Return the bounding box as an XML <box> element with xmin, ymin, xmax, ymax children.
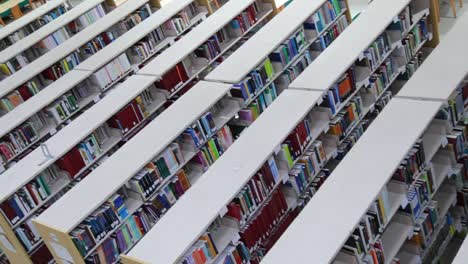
<box><xmin>393</xmin><ymin>16</ymin><xmax>399</xmax><ymax>23</ymax></box>
<box><xmin>400</xmin><ymin>197</ymin><xmax>409</xmax><ymax>208</ymax></box>
<box><xmin>0</xmin><ymin>234</ymin><xmax>15</xmax><ymax>253</ymax></box>
<box><xmin>50</xmin><ymin>241</ymin><xmax>73</xmax><ymax>263</ymax></box>
<box><xmin>94</xmin><ymin>96</ymin><xmax>101</xmax><ymax>103</ymax></box>
<box><xmin>441</xmin><ymin>137</ymin><xmax>448</xmax><ymax>147</ymax></box>
<box><xmin>219</xmin><ymin>206</ymin><xmax>228</xmax><ymax>217</ymax></box>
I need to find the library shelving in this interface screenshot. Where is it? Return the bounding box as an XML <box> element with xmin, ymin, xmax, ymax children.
<box><xmin>0</xmin><ymin>2</ymin><xmax>278</xmax><ymax>261</ymax></box>
<box><xmin>26</xmin><ymin>1</ymin><xmax>357</xmax><ymax>263</ymax></box>
<box><xmin>116</xmin><ymin>0</ymin><xmax>439</xmax><ymax>262</ymax></box>
<box><xmin>31</xmin><ymin>81</ymin><xmax>237</xmax><ymax>263</ymax></box>
<box><xmin>119</xmin><ymin>88</ymin><xmax>326</xmax><ymax>264</ymax></box>
<box><xmin>0</xmin><ymin>0</ymin><xmax>108</xmax><ymax>76</ymax></box>
<box><xmin>0</xmin><ymin>0</ymin><xmax>156</xmax><ymax>172</ymax></box>
<box><xmin>0</xmin><ymin>74</ymin><xmax>168</xmax><ymax>263</ymax></box>
<box><xmin>0</xmin><ymin>0</ymin><xmax>214</xmax><ymax>174</ymax></box>
<box><xmin>0</xmin><ymin>0</ymin><xmax>70</xmax><ymax>51</ymax></box>
<box><xmin>137</xmin><ymin>0</ymin><xmax>273</xmax><ymax>99</ymax></box>
<box><xmin>205</xmin><ymin>0</ymin><xmax>350</xmax><ymax>126</ymax></box>
<box><xmin>263</xmin><ymin>11</ymin><xmax>468</xmax><ymax>263</ymax></box>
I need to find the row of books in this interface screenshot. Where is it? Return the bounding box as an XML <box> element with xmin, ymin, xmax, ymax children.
<box><xmin>56</xmin><ymin>124</ymin><xmax>112</xmax><ymax>177</ymax></box>
<box><xmin>107</xmin><ymin>86</ymin><xmax>161</xmax><ymax>135</ymax></box>
<box><xmin>46</xmin><ymin>82</ymin><xmax>95</xmax><ymax>123</ymax></box>
<box><xmin>182</xmin><ymin>112</ymin><xmax>217</xmax><ymax>148</ymax></box>
<box><xmin>0</xmin><ymin>114</ymin><xmax>47</xmax><ymax>165</ymax></box>
<box><xmin>226</xmin><ymin>159</ymin><xmax>282</xmax><ymax>226</ymax></box>
<box><xmin>163</xmin><ymin>2</ymin><xmax>199</xmax><ymax>36</ymax></box>
<box><xmin>129</xmin><ymin>143</ymin><xmax>185</xmax><ymax>200</ymax></box>
<box><xmin>310</xmin><ymin>0</ymin><xmax>345</xmax><ymax>33</ymax></box>
<box><xmin>231</xmin><ymin>12</ymin><xmax>348</xmax><ymax>103</ymax></box>
<box><xmin>0</xmin><ymin>4</ymin><xmax>68</xmax><ymax>51</ymax></box>
<box><xmin>0</xmin><ymin>168</ymin><xmax>58</xmax><ymax>226</ymax></box>
<box><xmin>90</xmin><ymin>53</ymin><xmax>132</xmax><ymax>90</ymax></box>
<box><xmin>71</xmin><ymin>193</ymin><xmax>130</xmax><ymax>256</ymax></box>
<box><xmin>117</xmin><ymin>4</ymin><xmax>153</xmax><ymax>34</ymax></box>
<box><xmin>15</xmin><ymin>218</ymin><xmax>41</xmax><ymax>252</ymax></box>
<box><xmin>84</xmin><ymin>169</ymin><xmax>194</xmax><ymax>262</ymax></box>
<box><xmin>156</xmin><ymin>2</ymin><xmax>262</xmax><ymax>95</ymax></box>
<box><xmin>190</xmin><ymin>127</ymin><xmax>234</xmax><ymax>170</ymax></box>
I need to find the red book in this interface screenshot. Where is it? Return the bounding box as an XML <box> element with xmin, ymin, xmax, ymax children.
<box><xmin>226</xmin><ymin>203</ymin><xmax>242</xmax><ymax>222</ymax></box>
<box><xmin>30</xmin><ymin>244</ymin><xmax>53</xmax><ymax>264</ymax></box>
<box><xmin>107</xmin><ymin>103</ymin><xmax>140</xmax><ymax>133</ymax></box>
<box><xmin>56</xmin><ymin>146</ymin><xmax>86</xmax><ymax>177</ymax></box>
<box><xmin>0</xmin><ymin>201</ymin><xmax>19</xmax><ymax>225</ymax></box>
<box><xmin>25</xmin><ymin>184</ymin><xmax>40</xmax><ymax>205</ymax></box>
<box><xmin>17</xmin><ymin>85</ymin><xmax>33</xmax><ymax>101</ymax></box>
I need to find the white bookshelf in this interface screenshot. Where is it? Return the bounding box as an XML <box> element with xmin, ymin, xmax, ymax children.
<box><xmin>120</xmin><ymin>89</ymin><xmax>324</xmax><ymax>263</ymax></box>
<box><xmin>0</xmin><ymin>0</ymin><xmax>147</xmax><ymax>99</ymax></box>
<box><xmin>0</xmin><ymin>74</ymin><xmax>161</xmax><ymax>204</ymax></box>
<box><xmin>74</xmin><ymin>0</ymin><xmax>200</xmax><ymax>72</ymax></box>
<box><xmin>262</xmin><ymin>98</ymin><xmax>442</xmax><ymax>263</ymax></box>
<box><xmin>137</xmin><ymin>0</ymin><xmax>273</xmax><ymax>78</ymax></box>
<box><xmin>453</xmin><ymin>237</ymin><xmax>468</xmax><ymax>264</ymax></box>
<box><xmin>0</xmin><ymin>0</ymin><xmax>105</xmax><ymax>63</ymax></box>
<box><xmin>33</xmin><ymin>81</ymin><xmax>232</xmax><ymax>260</ymax></box>
<box><xmin>397</xmin><ymin>11</ymin><xmax>468</xmax><ymax>101</ymax></box>
<box><xmin>288</xmin><ymin>0</ymin><xmax>412</xmax><ymax>91</ymax></box>
<box><xmin>204</xmin><ymin>0</ymin><xmax>341</xmax><ymax>84</ymax></box>
<box><xmin>0</xmin><ymin>0</ymin><xmax>68</xmax><ymax>41</ymax></box>
<box><xmin>0</xmin><ymin>0</ymin><xmax>209</xmax><ymax>161</ymax></box>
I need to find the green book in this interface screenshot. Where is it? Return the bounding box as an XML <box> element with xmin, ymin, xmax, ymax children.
<box><xmin>331</xmin><ymin>0</ymin><xmax>341</xmax><ymax>14</ymax></box>
<box><xmin>37</xmin><ymin>175</ymin><xmax>51</xmax><ymax>195</ymax></box>
<box><xmin>281</xmin><ymin>144</ymin><xmax>294</xmax><ymax>169</ymax></box>
<box><xmin>207</xmin><ymin>139</ymin><xmax>220</xmax><ymax>160</ymax></box>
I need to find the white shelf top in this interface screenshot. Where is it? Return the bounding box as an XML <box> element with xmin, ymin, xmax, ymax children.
<box><xmin>0</xmin><ymin>74</ymin><xmax>159</xmax><ymax>205</ymax></box>
<box><xmin>123</xmin><ymin>89</ymin><xmax>324</xmax><ymax>264</ymax></box>
<box><xmin>0</xmin><ymin>0</ymin><xmax>67</xmax><ymax>41</ymax></box>
<box><xmin>262</xmin><ymin>98</ymin><xmax>442</xmax><ymax>264</ymax></box>
<box><xmin>137</xmin><ymin>0</ymin><xmax>256</xmax><ymax>77</ymax></box>
<box><xmin>0</xmin><ymin>70</ymin><xmax>89</xmax><ymax>139</ymax></box>
<box><xmin>289</xmin><ymin>0</ymin><xmax>410</xmax><ymax>91</ymax></box>
<box><xmin>0</xmin><ymin>0</ymin><xmax>105</xmax><ymax>63</ymax></box>
<box><xmin>205</xmin><ymin>0</ymin><xmax>328</xmax><ymax>83</ymax></box>
<box><xmin>453</xmin><ymin>237</ymin><xmax>468</xmax><ymax>264</ymax></box>
<box><xmin>397</xmin><ymin>12</ymin><xmax>468</xmax><ymax>101</ymax></box>
<box><xmin>0</xmin><ymin>0</ymin><xmax>148</xmax><ymax>99</ymax></box>
<box><xmin>35</xmin><ymin>81</ymin><xmax>231</xmax><ymax>232</ymax></box>
<box><xmin>75</xmin><ymin>0</ymin><xmax>195</xmax><ymax>71</ymax></box>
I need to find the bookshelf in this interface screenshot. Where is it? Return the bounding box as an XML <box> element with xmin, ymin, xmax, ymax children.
<box><xmin>0</xmin><ymin>0</ymin><xmax>279</xmax><ymax>260</ymax></box>
<box><xmin>0</xmin><ymin>0</ymin><xmax>213</xmax><ymax>174</ymax></box>
<box><xmin>262</xmin><ymin>98</ymin><xmax>444</xmax><ymax>263</ymax></box>
<box><xmin>0</xmin><ymin>0</ymin><xmax>107</xmax><ymax>75</ymax></box>
<box><xmin>205</xmin><ymin>0</ymin><xmax>351</xmax><ymax>125</ymax></box>
<box><xmin>263</xmin><ymin>12</ymin><xmax>468</xmax><ymax>263</ymax></box>
<box><xmin>137</xmin><ymin>0</ymin><xmax>274</xmax><ymax>98</ymax></box>
<box><xmin>0</xmin><ymin>74</ymin><xmax>169</xmax><ymax>264</ymax></box>
<box><xmin>119</xmin><ymin>0</ymin><xmax>440</xmax><ymax>262</ymax></box>
<box><xmin>118</xmin><ymin>89</ymin><xmax>324</xmax><ymax>264</ymax></box>
<box><xmin>32</xmin><ymin>81</ymin><xmax>234</xmax><ymax>264</ymax></box>
<box><xmin>0</xmin><ymin>0</ymin><xmax>69</xmax><ymax>51</ymax></box>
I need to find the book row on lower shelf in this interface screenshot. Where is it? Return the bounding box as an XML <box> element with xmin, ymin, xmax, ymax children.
<box><xmin>0</xmin><ymin>2</ymin><xmax>158</xmax><ymax>115</ymax></box>
<box><xmin>334</xmin><ymin>86</ymin><xmax>468</xmax><ymax>264</ymax></box>
<box><xmin>0</xmin><ymin>3</ymin><xmax>69</xmax><ymax>52</ymax></box>
<box><xmin>0</xmin><ymin>1</ymin><xmax>217</xmax><ymax>171</ymax></box>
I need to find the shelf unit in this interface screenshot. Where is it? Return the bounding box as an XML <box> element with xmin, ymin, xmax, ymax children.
<box><xmin>118</xmin><ymin>0</ymin><xmax>439</xmax><ymax>262</ymax></box>
<box><xmin>136</xmin><ymin>0</ymin><xmax>274</xmax><ymax>97</ymax></box>
<box><xmin>0</xmin><ymin>0</ymin><xmax>107</xmax><ymax>69</ymax></box>
<box><xmin>119</xmin><ymin>89</ymin><xmax>324</xmax><ymax>264</ymax></box>
<box><xmin>0</xmin><ymin>74</ymin><xmax>168</xmax><ymax>264</ymax></box>
<box><xmin>32</xmin><ymin>81</ymin><xmax>233</xmax><ymax>264</ymax></box>
<box><xmin>0</xmin><ymin>0</ymin><xmax>214</xmax><ymax>174</ymax></box>
<box><xmin>263</xmin><ymin>12</ymin><xmax>468</xmax><ymax>263</ymax></box>
<box><xmin>262</xmin><ymin>98</ymin><xmax>443</xmax><ymax>263</ymax></box>
<box><xmin>0</xmin><ymin>0</ymin><xmax>69</xmax><ymax>48</ymax></box>
<box><xmin>203</xmin><ymin>0</ymin><xmax>351</xmax><ymax>124</ymax></box>
<box><xmin>0</xmin><ymin>0</ymin><xmax>278</xmax><ymax>260</ymax></box>
<box><xmin>0</xmin><ymin>0</ymin><xmax>144</xmax><ymax>104</ymax></box>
